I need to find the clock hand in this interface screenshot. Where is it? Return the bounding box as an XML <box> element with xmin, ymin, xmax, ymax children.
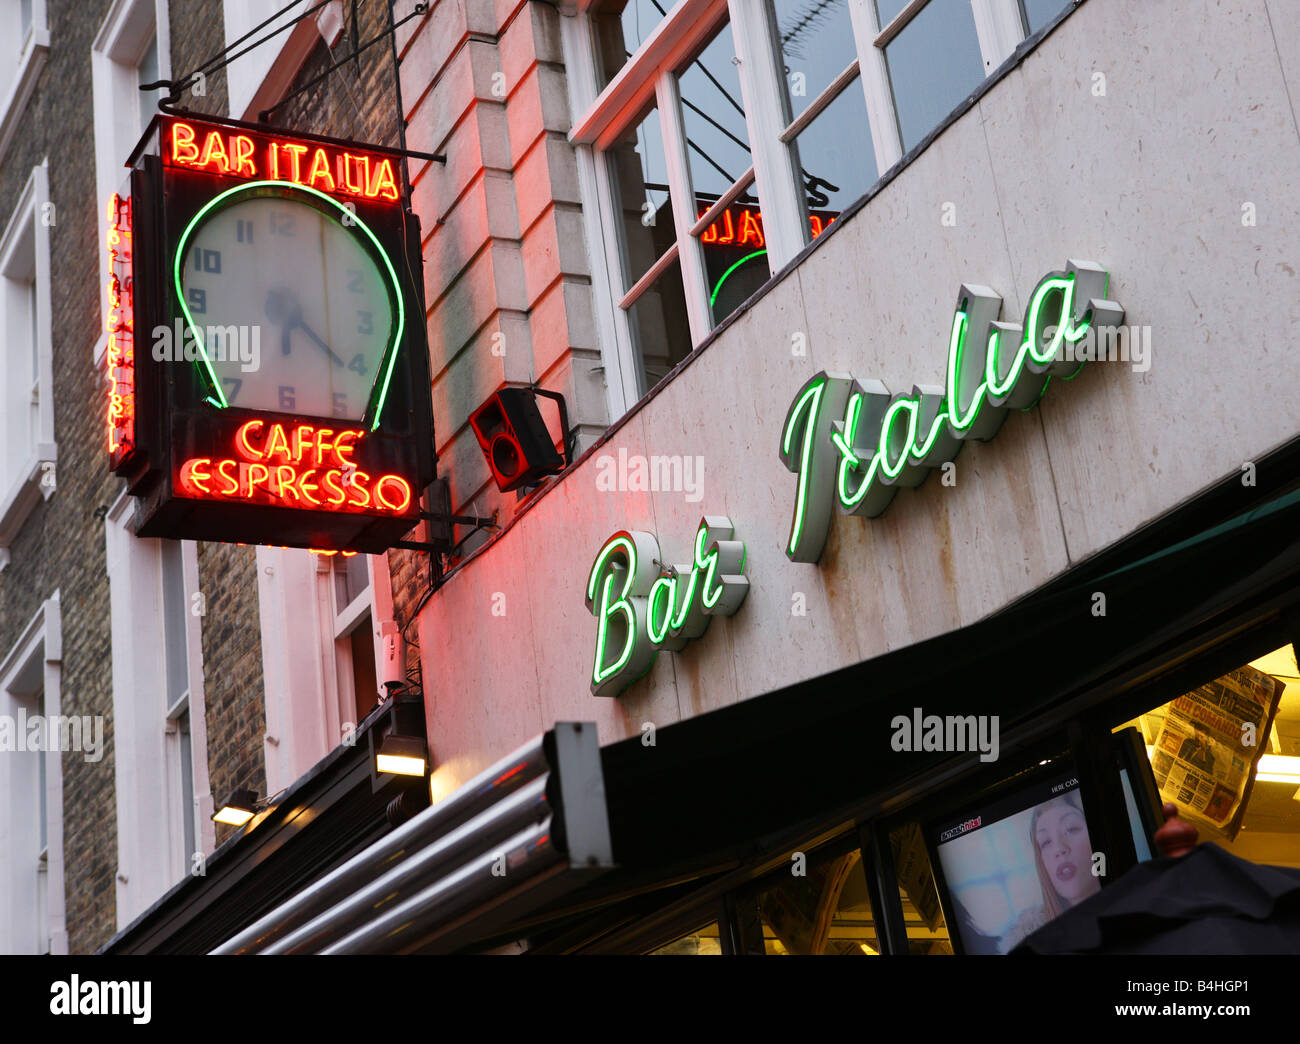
<box><xmin>294</xmin><ymin>318</ymin><xmax>346</xmax><ymax>367</ymax></box>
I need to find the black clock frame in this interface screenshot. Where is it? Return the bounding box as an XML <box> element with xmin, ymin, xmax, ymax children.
<box><xmin>115</xmin><ymin>119</ymin><xmax>436</xmax><ymax>554</ymax></box>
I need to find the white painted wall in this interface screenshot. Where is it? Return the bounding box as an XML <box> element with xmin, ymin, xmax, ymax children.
<box><xmin>414</xmin><ymin>0</ymin><xmax>1300</xmax><ymax>795</ymax></box>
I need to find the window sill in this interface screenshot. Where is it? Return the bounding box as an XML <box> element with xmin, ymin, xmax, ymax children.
<box><xmin>0</xmin><ymin>444</ymin><xmax>58</xmax><ymax>571</ymax></box>
<box><xmin>0</xmin><ymin>27</ymin><xmax>51</xmax><ymax>163</ymax></box>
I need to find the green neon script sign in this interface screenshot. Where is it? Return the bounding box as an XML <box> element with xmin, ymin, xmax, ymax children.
<box><xmin>780</xmin><ymin>259</ymin><xmax>1124</xmax><ymax>563</ymax></box>
<box><xmin>586</xmin><ymin>517</ymin><xmax>749</xmax><ymax>697</ymax></box>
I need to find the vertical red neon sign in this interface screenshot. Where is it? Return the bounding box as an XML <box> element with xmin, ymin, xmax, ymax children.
<box><xmin>106</xmin><ymin>192</ymin><xmax>135</xmax><ymax>467</ymax></box>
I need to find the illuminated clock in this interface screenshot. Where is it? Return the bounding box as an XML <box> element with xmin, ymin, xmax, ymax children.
<box><xmin>175</xmin><ymin>180</ymin><xmax>403</xmax><ymax>425</ymax></box>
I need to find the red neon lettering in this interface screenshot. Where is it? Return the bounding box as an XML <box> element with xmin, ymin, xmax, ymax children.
<box><xmin>366</xmin><ymin>159</ymin><xmax>400</xmax><ymax>201</ymax></box>
<box><xmin>281</xmin><ymin>143</ymin><xmax>308</xmax><ymax>183</ymax></box>
<box><xmin>375</xmin><ymin>475</ymin><xmax>412</xmax><ymax>512</ymax></box>
<box><xmin>171</xmin><ymin>122</ymin><xmax>200</xmax><ymax>164</ymax></box>
<box><xmin>345</xmin><ymin>470</ymin><xmax>372</xmax><ymax>508</ymax></box>
<box><xmin>180</xmin><ymin>458</ymin><xmax>213</xmax><ymax>495</ymax></box>
<box><xmin>321</xmin><ymin>469</ymin><xmax>346</xmax><ymax>506</ymax></box>
<box><xmin>264</xmin><ymin>423</ymin><xmax>292</xmax><ymax>463</ymax></box>
<box><xmin>245</xmin><ymin>462</ymin><xmax>271</xmax><ymax>497</ymax></box>
<box><xmin>307</xmin><ymin>148</ymin><xmax>336</xmax><ymax>191</ymax></box>
<box><xmin>299</xmin><ymin>469</ymin><xmax>322</xmax><ymax>506</ymax></box>
<box><xmin>334</xmin><ymin>430</ymin><xmax>361</xmax><ymax>468</ymax></box>
<box><xmin>236</xmin><ymin>420</ymin><xmax>265</xmax><ymax>459</ymax></box>
<box><xmin>274</xmin><ymin>465</ymin><xmax>302</xmax><ymax>501</ymax></box>
<box><xmin>233</xmin><ymin>135</ymin><xmax>257</xmax><ymax>177</ymax></box>
<box><xmin>215</xmin><ymin>458</ymin><xmax>240</xmax><ymax>496</ymax></box>
<box><xmin>342</xmin><ymin>153</ymin><xmax>369</xmax><ymax>196</ymax></box>
<box><xmin>717</xmin><ymin>209</ymin><xmax>735</xmax><ymax>245</ymax></box>
<box><xmin>199</xmin><ymin>131</ymin><xmax>231</xmax><ymax>173</ymax></box>
<box><xmin>313</xmin><ymin>428</ymin><xmax>334</xmax><ymax>467</ymax></box>
<box><xmin>809</xmin><ymin>215</ymin><xmax>824</xmax><ymax>238</ymax></box>
<box><xmin>738</xmin><ymin>209</ymin><xmax>764</xmax><ymax>247</ymax></box>
<box><xmin>292</xmin><ymin>425</ymin><xmax>313</xmax><ymax>463</ymax></box>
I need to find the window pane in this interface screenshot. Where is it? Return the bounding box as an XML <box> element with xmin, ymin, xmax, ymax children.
<box><xmin>890</xmin><ymin>821</ymin><xmax>953</xmax><ymax>953</ymax></box>
<box><xmin>649</xmin><ymin>922</ymin><xmax>721</xmax><ymax>954</ymax></box>
<box><xmin>36</xmin><ymin>693</ymin><xmax>46</xmax><ymax>853</ymax></box>
<box><xmin>351</xmin><ymin>616</ymin><xmax>378</xmax><ymax>721</ymax></box>
<box><xmin>625</xmin><ymin>255</ymin><xmax>690</xmax><ymax>395</ymax></box>
<box><xmin>137</xmin><ymin>34</ymin><xmax>160</xmax><ymax>136</ymax></box>
<box><xmin>20</xmin><ymin>0</ymin><xmax>33</xmax><ymax>40</ymax></box>
<box><xmin>677</xmin><ymin>23</ymin><xmax>751</xmax><ymax>202</ymax></box>
<box><xmin>875</xmin><ymin>0</ymin><xmax>911</xmax><ymax>26</ymax></box>
<box><xmin>161</xmin><ymin>541</ymin><xmax>189</xmax><ymax>707</ymax></box>
<box><xmin>592</xmin><ymin>0</ymin><xmax>670</xmax><ymax>89</ymax></box>
<box><xmin>1021</xmin><ymin>0</ymin><xmax>1069</xmax><ymax>34</ymax></box>
<box><xmin>334</xmin><ymin>553</ymin><xmax>370</xmax><ymax>609</ymax></box>
<box><xmin>179</xmin><ymin>711</ymin><xmax>196</xmax><ymax>865</ymax></box>
<box><xmin>756</xmin><ymin>848</ymin><xmax>882</xmax><ymax>954</ymax></box>
<box><xmin>609</xmin><ymin>108</ymin><xmax>675</xmax><ymax>291</ymax></box>
<box><xmin>882</xmin><ymin>0</ymin><xmax>985</xmax><ymax>152</ymax></box>
<box><xmin>699</xmin><ymin>206</ymin><xmax>770</xmax><ymax>325</ymax></box>
<box><xmin>773</xmin><ymin>0</ymin><xmax>857</xmax><ymax>122</ymax></box>
<box><xmin>790</xmin><ymin>76</ymin><xmax>876</xmax><ymax>241</ymax></box>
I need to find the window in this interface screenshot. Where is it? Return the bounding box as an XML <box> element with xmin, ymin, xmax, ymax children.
<box><xmin>1115</xmin><ymin>644</ymin><xmax>1300</xmax><ymax>870</ymax></box>
<box><xmin>744</xmin><ymin>844</ymin><xmax>884</xmax><ymax>954</ymax></box>
<box><xmin>257</xmin><ymin>548</ymin><xmax>393</xmax><ymax>795</ymax></box>
<box><xmin>104</xmin><ymin>496</ymin><xmax>212</xmax><ymax>924</ymax></box>
<box><xmin>0</xmin><ymin>596</ymin><xmax>66</xmax><ymax>954</ymax></box>
<box><xmin>0</xmin><ymin>163</ymin><xmax>54</xmax><ymax>569</ymax></box>
<box><xmin>92</xmin><ymin>0</ymin><xmax>170</xmax><ymax>365</ymax></box>
<box><xmin>648</xmin><ymin>922</ymin><xmax>722</xmax><ymax>954</ymax></box>
<box><xmin>566</xmin><ymin>0</ymin><xmax>1045</xmax><ymax>417</ymax></box>
<box><xmin>0</xmin><ymin>0</ymin><xmax>48</xmax><ymax>161</ymax></box>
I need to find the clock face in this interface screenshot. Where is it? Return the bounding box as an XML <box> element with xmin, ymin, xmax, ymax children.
<box><xmin>178</xmin><ymin>190</ymin><xmax>396</xmax><ymax>421</ymax></box>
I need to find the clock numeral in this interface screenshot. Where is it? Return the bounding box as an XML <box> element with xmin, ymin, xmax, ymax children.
<box><xmin>221</xmin><ymin>377</ymin><xmax>243</xmax><ymax>402</ymax></box>
<box><xmin>187</xmin><ymin>287</ymin><xmax>207</xmax><ymax>314</ymax></box>
<box><xmin>278</xmin><ymin>385</ymin><xmax>296</xmax><ymax>410</ymax></box>
<box><xmin>333</xmin><ymin>393</ymin><xmax>348</xmax><ymax>418</ymax></box>
<box><xmin>193</xmin><ymin>248</ymin><xmax>222</xmax><ymax>273</ymax></box>
<box><xmin>346</xmin><ymin>269</ymin><xmax>363</xmax><ymax>293</ymax></box>
<box><xmin>270</xmin><ymin>212</ymin><xmax>296</xmax><ymax>237</ymax></box>
<box><xmin>356</xmin><ymin>311</ymin><xmax>373</xmax><ymax>335</ymax></box>
<box><xmin>347</xmin><ymin>353</ymin><xmax>367</xmax><ymax>376</ymax></box>
<box><xmin>236</xmin><ymin>219</ymin><xmax>254</xmax><ymax>243</ymax></box>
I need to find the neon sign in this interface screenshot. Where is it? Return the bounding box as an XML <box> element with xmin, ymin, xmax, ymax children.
<box><xmin>698</xmin><ymin>203</ymin><xmax>836</xmax><ymax>249</ymax></box>
<box><xmin>177</xmin><ymin>421</ymin><xmax>413</xmax><ymax>515</ymax></box>
<box><xmin>106</xmin><ymin>192</ymin><xmax>135</xmax><ymax>467</ymax></box>
<box><xmin>780</xmin><ymin>260</ymin><xmax>1124</xmax><ymax>563</ymax></box>
<box><xmin>163</xmin><ymin>118</ymin><xmax>401</xmax><ymax>203</ymax></box>
<box><xmin>586</xmin><ymin>517</ymin><xmax>748</xmax><ymax>698</ymax></box>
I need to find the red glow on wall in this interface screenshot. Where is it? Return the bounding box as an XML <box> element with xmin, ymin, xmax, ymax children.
<box><xmin>177</xmin><ymin>421</ymin><xmax>414</xmax><ymax>516</ymax></box>
<box><xmin>165</xmin><ymin>118</ymin><xmax>401</xmax><ymax>203</ymax></box>
<box><xmin>106</xmin><ymin>191</ymin><xmax>135</xmax><ymax>467</ymax></box>
<box><xmin>698</xmin><ymin>203</ymin><xmax>837</xmax><ymax>248</ymax></box>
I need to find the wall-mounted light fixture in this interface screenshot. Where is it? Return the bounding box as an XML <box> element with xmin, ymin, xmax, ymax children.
<box><xmin>212</xmin><ymin>788</ymin><xmax>261</xmax><ymax>826</ymax></box>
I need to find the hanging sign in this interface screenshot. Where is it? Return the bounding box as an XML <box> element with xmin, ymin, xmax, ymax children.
<box><xmin>780</xmin><ymin>260</ymin><xmax>1124</xmax><ymax>563</ymax></box>
<box><xmin>106</xmin><ymin>114</ymin><xmax>434</xmax><ymax>552</ymax></box>
<box><xmin>586</xmin><ymin>517</ymin><xmax>749</xmax><ymax>698</ymax></box>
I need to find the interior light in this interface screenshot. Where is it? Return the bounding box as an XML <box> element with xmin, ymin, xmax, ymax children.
<box><xmin>213</xmin><ymin>787</ymin><xmax>260</xmax><ymax>826</ymax></box>
<box><xmin>377</xmin><ymin>734</ymin><xmax>427</xmax><ymax>777</ymax></box>
<box><xmin>1255</xmin><ymin>753</ymin><xmax>1300</xmax><ymax>784</ymax></box>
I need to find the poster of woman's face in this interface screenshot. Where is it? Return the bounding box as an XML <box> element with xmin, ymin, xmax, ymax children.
<box><xmin>934</xmin><ymin>783</ymin><xmax>1102</xmax><ymax>953</ymax></box>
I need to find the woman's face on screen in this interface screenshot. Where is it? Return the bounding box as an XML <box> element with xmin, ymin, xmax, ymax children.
<box><xmin>1035</xmin><ymin>801</ymin><xmax>1100</xmax><ymax>904</ymax></box>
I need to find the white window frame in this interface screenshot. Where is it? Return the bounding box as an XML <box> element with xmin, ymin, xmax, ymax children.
<box><xmin>104</xmin><ymin>493</ymin><xmax>214</xmax><ymax>925</ymax></box>
<box><xmin>257</xmin><ymin>547</ymin><xmax>392</xmax><ymax>796</ymax></box>
<box><xmin>563</xmin><ymin>0</ymin><xmax>1035</xmax><ymax>417</ymax></box>
<box><xmin>221</xmin><ymin>0</ymin><xmax>345</xmax><ymax>121</ymax></box>
<box><xmin>0</xmin><ymin>0</ymin><xmax>49</xmax><ymax>162</ymax></box>
<box><xmin>92</xmin><ymin>0</ymin><xmax>172</xmax><ymax>367</ymax></box>
<box><xmin>0</xmin><ymin>162</ymin><xmax>55</xmax><ymax>571</ymax></box>
<box><xmin>0</xmin><ymin>594</ymin><xmax>67</xmax><ymax>955</ymax></box>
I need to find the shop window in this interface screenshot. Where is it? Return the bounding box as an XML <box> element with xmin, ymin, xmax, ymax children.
<box><xmin>749</xmin><ymin>846</ymin><xmax>883</xmax><ymax>955</ymax></box>
<box><xmin>1115</xmin><ymin>644</ymin><xmax>1300</xmax><ymax>869</ymax></box>
<box><xmin>648</xmin><ymin>922</ymin><xmax>722</xmax><ymax>955</ymax></box>
<box><xmin>591</xmin><ymin>0</ymin><xmax>670</xmax><ymax>90</ymax></box>
<box><xmin>889</xmin><ymin>821</ymin><xmax>952</xmax><ymax>954</ymax></box>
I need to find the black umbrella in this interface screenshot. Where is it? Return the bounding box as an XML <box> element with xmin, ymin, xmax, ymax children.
<box><xmin>1010</xmin><ymin>842</ymin><xmax>1300</xmax><ymax>955</ymax></box>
